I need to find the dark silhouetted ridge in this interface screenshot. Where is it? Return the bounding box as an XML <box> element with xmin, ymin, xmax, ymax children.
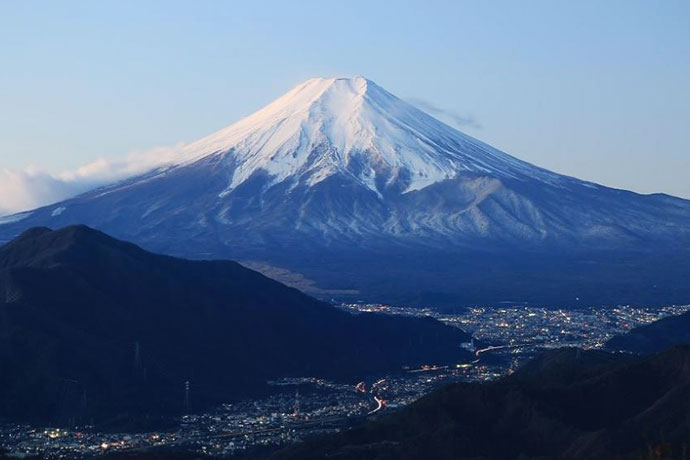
<box><xmin>274</xmin><ymin>346</ymin><xmax>690</xmax><ymax>460</ymax></box>
<box><xmin>607</xmin><ymin>310</ymin><xmax>690</xmax><ymax>354</ymax></box>
<box><xmin>0</xmin><ymin>226</ymin><xmax>471</xmax><ymax>425</ymax></box>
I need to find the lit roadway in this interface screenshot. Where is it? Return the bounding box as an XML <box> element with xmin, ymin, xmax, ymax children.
<box><xmin>367</xmin><ymin>396</ymin><xmax>385</xmax><ymax>416</ymax></box>
<box><xmin>474</xmin><ymin>342</ymin><xmax>540</xmax><ymax>356</ymax></box>
<box><xmin>474</xmin><ymin>340</ymin><xmax>587</xmax><ymax>356</ymax></box>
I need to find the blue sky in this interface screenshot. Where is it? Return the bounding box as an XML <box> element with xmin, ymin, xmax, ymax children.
<box><xmin>0</xmin><ymin>0</ymin><xmax>689</xmax><ymax>213</ymax></box>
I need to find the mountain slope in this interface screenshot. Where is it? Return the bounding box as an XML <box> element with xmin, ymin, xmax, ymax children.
<box><xmin>1</xmin><ymin>77</ymin><xmax>689</xmax><ymax>306</ymax></box>
<box><xmin>0</xmin><ymin>225</ymin><xmax>471</xmax><ymax>424</ymax></box>
<box><xmin>607</xmin><ymin>310</ymin><xmax>690</xmax><ymax>353</ymax></box>
<box><xmin>179</xmin><ymin>77</ymin><xmax>563</xmax><ymax>194</ymax></box>
<box><xmin>273</xmin><ymin>347</ymin><xmax>690</xmax><ymax>460</ymax></box>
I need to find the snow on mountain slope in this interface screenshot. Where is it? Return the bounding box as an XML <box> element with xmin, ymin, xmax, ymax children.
<box><xmin>179</xmin><ymin>76</ymin><xmax>564</xmax><ymax>196</ymax></box>
<box><xmin>1</xmin><ymin>76</ymin><xmax>689</xmax><ymax>255</ymax></box>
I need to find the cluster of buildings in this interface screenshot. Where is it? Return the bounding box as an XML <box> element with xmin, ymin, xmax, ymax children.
<box><xmin>339</xmin><ymin>303</ymin><xmax>690</xmax><ymax>349</ymax></box>
<box><xmin>0</xmin><ymin>358</ymin><xmax>509</xmax><ymax>458</ymax></box>
<box><xmin>0</xmin><ymin>426</ymin><xmax>178</xmax><ymax>459</ymax></box>
<box><xmin>2</xmin><ymin>303</ymin><xmax>688</xmax><ymax>458</ymax></box>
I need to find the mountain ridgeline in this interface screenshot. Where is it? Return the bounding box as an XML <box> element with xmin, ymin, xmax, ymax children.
<box><xmin>1</xmin><ymin>77</ymin><xmax>689</xmax><ymax>306</ymax></box>
<box><xmin>607</xmin><ymin>309</ymin><xmax>690</xmax><ymax>354</ymax></box>
<box><xmin>0</xmin><ymin>225</ymin><xmax>471</xmax><ymax>424</ymax></box>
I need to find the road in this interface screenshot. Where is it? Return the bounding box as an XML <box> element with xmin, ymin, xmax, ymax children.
<box><xmin>367</xmin><ymin>396</ymin><xmax>385</xmax><ymax>416</ymax></box>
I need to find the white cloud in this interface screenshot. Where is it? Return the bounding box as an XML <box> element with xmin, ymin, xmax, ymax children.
<box><xmin>0</xmin><ymin>143</ymin><xmax>188</xmax><ymax>216</ymax></box>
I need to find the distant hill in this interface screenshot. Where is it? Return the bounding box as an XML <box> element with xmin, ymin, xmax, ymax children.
<box><xmin>607</xmin><ymin>310</ymin><xmax>690</xmax><ymax>353</ymax></box>
<box><xmin>274</xmin><ymin>347</ymin><xmax>690</xmax><ymax>459</ymax></box>
<box><xmin>0</xmin><ymin>226</ymin><xmax>471</xmax><ymax>425</ymax></box>
<box><xmin>2</xmin><ymin>77</ymin><xmax>690</xmax><ymax>307</ymax></box>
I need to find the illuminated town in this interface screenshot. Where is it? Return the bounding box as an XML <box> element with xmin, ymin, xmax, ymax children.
<box><xmin>2</xmin><ymin>304</ymin><xmax>688</xmax><ymax>459</ymax></box>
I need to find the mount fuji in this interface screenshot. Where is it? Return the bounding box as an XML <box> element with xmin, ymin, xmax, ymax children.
<box><xmin>2</xmin><ymin>77</ymin><xmax>690</xmax><ymax>306</ymax></box>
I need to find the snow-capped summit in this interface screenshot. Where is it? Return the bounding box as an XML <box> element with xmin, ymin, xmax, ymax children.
<box><xmin>1</xmin><ymin>76</ymin><xmax>690</xmax><ymax>306</ymax></box>
<box><xmin>180</xmin><ymin>76</ymin><xmax>559</xmax><ymax>196</ymax></box>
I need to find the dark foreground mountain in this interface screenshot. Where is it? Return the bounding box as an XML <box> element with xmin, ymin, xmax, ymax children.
<box><xmin>274</xmin><ymin>347</ymin><xmax>690</xmax><ymax>460</ymax></box>
<box><xmin>0</xmin><ymin>225</ymin><xmax>471</xmax><ymax>424</ymax></box>
<box><xmin>1</xmin><ymin>77</ymin><xmax>689</xmax><ymax>307</ymax></box>
<box><xmin>607</xmin><ymin>310</ymin><xmax>690</xmax><ymax>354</ymax></box>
